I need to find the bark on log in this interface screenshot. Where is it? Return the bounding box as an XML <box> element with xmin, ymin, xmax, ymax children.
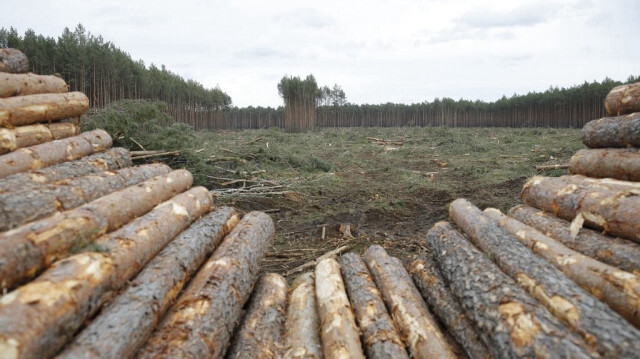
<box><xmin>582</xmin><ymin>112</ymin><xmax>640</xmax><ymax>148</ymax></box>
<box><xmin>409</xmin><ymin>257</ymin><xmax>491</xmax><ymax>359</ymax></box>
<box><xmin>563</xmin><ymin>174</ymin><xmax>640</xmax><ymax>192</ymax></box>
<box><xmin>0</xmin><ymin>49</ymin><xmax>28</xmax><ymax>73</ymax></box>
<box><xmin>0</xmin><ymin>73</ymin><xmax>68</xmax><ymax>98</ymax></box>
<box><xmin>0</xmin><ymin>170</ymin><xmax>192</xmax><ymax>290</ymax></box>
<box><xmin>364</xmin><ymin>245</ymin><xmax>456</xmax><ymax>359</ymax></box>
<box><xmin>57</xmin><ymin>207</ymin><xmax>239</xmax><ymax>359</ymax></box>
<box><xmin>427</xmin><ymin>221</ymin><xmax>595</xmax><ymax>358</ymax></box>
<box><xmin>0</xmin><ymin>163</ymin><xmax>171</xmax><ymax>231</ymax></box>
<box><xmin>283</xmin><ymin>272</ymin><xmax>323</xmax><ymax>359</ymax></box>
<box><xmin>0</xmin><ymin>129</ymin><xmax>112</xmax><ymax>179</ymax></box>
<box><xmin>450</xmin><ymin>198</ymin><xmax>640</xmax><ymax>357</ymax></box>
<box><xmin>136</xmin><ymin>211</ymin><xmax>275</xmax><ymax>359</ymax></box>
<box><xmin>0</xmin><ymin>122</ymin><xmax>78</xmax><ymax>155</ymax></box>
<box><xmin>485</xmin><ymin>207</ymin><xmax>640</xmax><ymax>329</ymax></box>
<box><xmin>0</xmin><ymin>92</ymin><xmax>89</xmax><ymax>128</ymax></box>
<box><xmin>0</xmin><ymin>187</ymin><xmax>212</xmax><ymax>359</ymax></box>
<box><xmin>314</xmin><ymin>257</ymin><xmax>365</xmax><ymax>359</ymax></box>
<box><xmin>605</xmin><ymin>82</ymin><xmax>640</xmax><ymax>116</ymax></box>
<box><xmin>339</xmin><ymin>252</ymin><xmax>408</xmax><ymax>359</ymax></box>
<box><xmin>569</xmin><ymin>148</ymin><xmax>640</xmax><ymax>181</ymax></box>
<box><xmin>509</xmin><ymin>204</ymin><xmax>640</xmax><ymax>275</ymax></box>
<box><xmin>226</xmin><ymin>273</ymin><xmax>288</xmax><ymax>359</ymax></box>
<box><xmin>521</xmin><ymin>176</ymin><xmax>640</xmax><ymax>242</ymax></box>
<box><xmin>0</xmin><ymin>147</ymin><xmax>131</xmax><ymax>193</ymax></box>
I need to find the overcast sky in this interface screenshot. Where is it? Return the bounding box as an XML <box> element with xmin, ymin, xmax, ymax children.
<box><xmin>4</xmin><ymin>0</ymin><xmax>639</xmax><ymax>107</ymax></box>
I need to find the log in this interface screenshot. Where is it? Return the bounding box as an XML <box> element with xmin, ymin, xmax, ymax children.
<box><xmin>605</xmin><ymin>82</ymin><xmax>640</xmax><ymax>116</ymax></box>
<box><xmin>521</xmin><ymin>176</ymin><xmax>640</xmax><ymax>242</ymax></box>
<box><xmin>0</xmin><ymin>122</ymin><xmax>78</xmax><ymax>154</ymax></box>
<box><xmin>0</xmin><ymin>187</ymin><xmax>212</xmax><ymax>359</ymax></box>
<box><xmin>0</xmin><ymin>147</ymin><xmax>131</xmax><ymax>194</ymax></box>
<box><xmin>582</xmin><ymin>112</ymin><xmax>640</xmax><ymax>148</ymax></box>
<box><xmin>509</xmin><ymin>204</ymin><xmax>640</xmax><ymax>275</ymax></box>
<box><xmin>0</xmin><ymin>170</ymin><xmax>193</xmax><ymax>290</ymax></box>
<box><xmin>136</xmin><ymin>211</ymin><xmax>275</xmax><ymax>359</ymax></box>
<box><xmin>226</xmin><ymin>273</ymin><xmax>288</xmax><ymax>359</ymax></box>
<box><xmin>427</xmin><ymin>221</ymin><xmax>595</xmax><ymax>358</ymax></box>
<box><xmin>57</xmin><ymin>207</ymin><xmax>239</xmax><ymax>359</ymax></box>
<box><xmin>363</xmin><ymin>245</ymin><xmax>456</xmax><ymax>359</ymax></box>
<box><xmin>339</xmin><ymin>252</ymin><xmax>409</xmax><ymax>359</ymax></box>
<box><xmin>485</xmin><ymin>207</ymin><xmax>640</xmax><ymax>329</ymax></box>
<box><xmin>563</xmin><ymin>174</ymin><xmax>640</xmax><ymax>192</ymax></box>
<box><xmin>314</xmin><ymin>257</ymin><xmax>365</xmax><ymax>359</ymax></box>
<box><xmin>0</xmin><ymin>48</ymin><xmax>28</xmax><ymax>73</ymax></box>
<box><xmin>450</xmin><ymin>198</ymin><xmax>640</xmax><ymax>357</ymax></box>
<box><xmin>0</xmin><ymin>129</ymin><xmax>112</xmax><ymax>178</ymax></box>
<box><xmin>0</xmin><ymin>72</ymin><xmax>68</xmax><ymax>98</ymax></box>
<box><xmin>409</xmin><ymin>257</ymin><xmax>491</xmax><ymax>359</ymax></box>
<box><xmin>0</xmin><ymin>163</ymin><xmax>171</xmax><ymax>231</ymax></box>
<box><xmin>569</xmin><ymin>148</ymin><xmax>640</xmax><ymax>181</ymax></box>
<box><xmin>283</xmin><ymin>272</ymin><xmax>323</xmax><ymax>359</ymax></box>
<box><xmin>0</xmin><ymin>92</ymin><xmax>89</xmax><ymax>128</ymax></box>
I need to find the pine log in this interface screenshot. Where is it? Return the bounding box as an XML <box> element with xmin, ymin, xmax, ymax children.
<box><xmin>582</xmin><ymin>112</ymin><xmax>640</xmax><ymax>148</ymax></box>
<box><xmin>0</xmin><ymin>163</ymin><xmax>171</xmax><ymax>231</ymax></box>
<box><xmin>136</xmin><ymin>211</ymin><xmax>275</xmax><ymax>359</ymax></box>
<box><xmin>605</xmin><ymin>83</ymin><xmax>640</xmax><ymax>116</ymax></box>
<box><xmin>0</xmin><ymin>72</ymin><xmax>68</xmax><ymax>98</ymax></box>
<box><xmin>0</xmin><ymin>122</ymin><xmax>78</xmax><ymax>154</ymax></box>
<box><xmin>226</xmin><ymin>273</ymin><xmax>288</xmax><ymax>359</ymax></box>
<box><xmin>0</xmin><ymin>92</ymin><xmax>89</xmax><ymax>128</ymax></box>
<box><xmin>450</xmin><ymin>198</ymin><xmax>640</xmax><ymax>357</ymax></box>
<box><xmin>364</xmin><ymin>245</ymin><xmax>456</xmax><ymax>359</ymax></box>
<box><xmin>283</xmin><ymin>272</ymin><xmax>323</xmax><ymax>359</ymax></box>
<box><xmin>338</xmin><ymin>252</ymin><xmax>408</xmax><ymax>359</ymax></box>
<box><xmin>0</xmin><ymin>187</ymin><xmax>212</xmax><ymax>359</ymax></box>
<box><xmin>409</xmin><ymin>257</ymin><xmax>491</xmax><ymax>359</ymax></box>
<box><xmin>0</xmin><ymin>170</ymin><xmax>192</xmax><ymax>290</ymax></box>
<box><xmin>57</xmin><ymin>207</ymin><xmax>239</xmax><ymax>359</ymax></box>
<box><xmin>563</xmin><ymin>174</ymin><xmax>640</xmax><ymax>192</ymax></box>
<box><xmin>314</xmin><ymin>257</ymin><xmax>365</xmax><ymax>359</ymax></box>
<box><xmin>427</xmin><ymin>221</ymin><xmax>595</xmax><ymax>358</ymax></box>
<box><xmin>0</xmin><ymin>129</ymin><xmax>112</xmax><ymax>178</ymax></box>
<box><xmin>509</xmin><ymin>204</ymin><xmax>640</xmax><ymax>275</ymax></box>
<box><xmin>485</xmin><ymin>207</ymin><xmax>640</xmax><ymax>329</ymax></box>
<box><xmin>521</xmin><ymin>176</ymin><xmax>640</xmax><ymax>242</ymax></box>
<box><xmin>0</xmin><ymin>49</ymin><xmax>28</xmax><ymax>73</ymax></box>
<box><xmin>569</xmin><ymin>148</ymin><xmax>640</xmax><ymax>181</ymax></box>
<box><xmin>0</xmin><ymin>147</ymin><xmax>131</xmax><ymax>193</ymax></box>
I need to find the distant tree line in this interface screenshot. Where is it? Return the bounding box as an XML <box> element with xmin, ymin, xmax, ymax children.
<box><xmin>224</xmin><ymin>76</ymin><xmax>638</xmax><ymax>130</ymax></box>
<box><xmin>0</xmin><ymin>24</ymin><xmax>231</xmax><ymax>129</ymax></box>
<box><xmin>2</xmin><ymin>25</ymin><xmax>637</xmax><ymax>130</ymax></box>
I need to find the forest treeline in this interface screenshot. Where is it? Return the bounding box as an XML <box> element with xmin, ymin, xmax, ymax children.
<box><xmin>0</xmin><ymin>25</ymin><xmax>231</xmax><ymax>129</ymax></box>
<box><xmin>2</xmin><ymin>25</ymin><xmax>638</xmax><ymax>130</ymax></box>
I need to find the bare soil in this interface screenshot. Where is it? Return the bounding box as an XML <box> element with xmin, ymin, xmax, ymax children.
<box><xmin>200</xmin><ymin>127</ymin><xmax>583</xmax><ymax>277</ymax></box>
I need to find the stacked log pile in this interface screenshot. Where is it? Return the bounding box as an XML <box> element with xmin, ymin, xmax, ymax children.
<box><xmin>278</xmin><ymin>83</ymin><xmax>640</xmax><ymax>359</ymax></box>
<box><xmin>0</xmin><ymin>50</ymin><xmax>280</xmax><ymax>359</ymax></box>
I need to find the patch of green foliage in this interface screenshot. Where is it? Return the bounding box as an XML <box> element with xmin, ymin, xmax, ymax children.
<box><xmin>82</xmin><ymin>100</ymin><xmax>215</xmax><ymax>186</ymax></box>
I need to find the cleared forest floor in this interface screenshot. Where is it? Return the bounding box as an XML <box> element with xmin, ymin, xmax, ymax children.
<box><xmin>196</xmin><ymin>127</ymin><xmax>583</xmax><ymax>276</ymax></box>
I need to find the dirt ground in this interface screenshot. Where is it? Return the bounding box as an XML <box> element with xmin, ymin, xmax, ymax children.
<box><xmin>201</xmin><ymin>126</ymin><xmax>583</xmax><ymax>277</ymax></box>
